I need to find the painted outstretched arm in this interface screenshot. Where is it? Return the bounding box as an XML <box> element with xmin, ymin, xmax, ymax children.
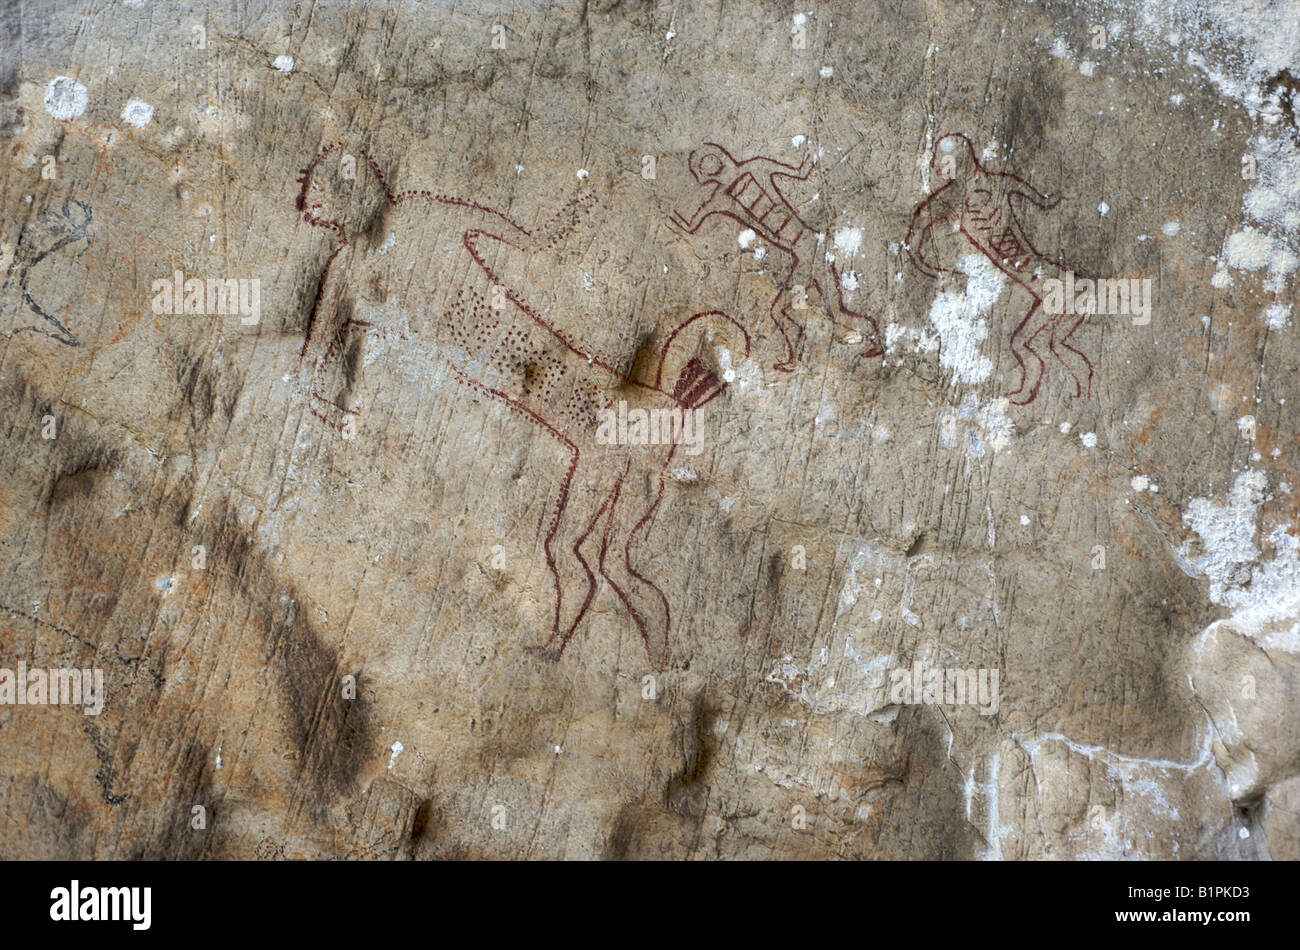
<box><xmin>905</xmin><ymin>215</ymin><xmax>955</xmax><ymax>279</ymax></box>
<box><xmin>766</xmin><ymin>152</ymin><xmax>816</xmax><ymax>206</ymax></box>
<box><xmin>1009</xmin><ymin>177</ymin><xmax>1063</xmax><ymax>210</ymax></box>
<box><xmin>526</xmin><ymin>191</ymin><xmax>599</xmax><ymax>251</ymax></box>
<box><xmin>670</xmin><ymin>181</ymin><xmax>723</xmax><ymax>232</ymax></box>
<box><xmin>768</xmin><ymin>150</ymin><xmax>814</xmax><ymax>184</ymax></box>
<box><xmin>1004</xmin><ymin>197</ymin><xmax>1073</xmax><ymax>272</ymax></box>
<box><xmin>435</xmin><ymin>191</ymin><xmax>597</xmax><ymax>253</ymax></box>
<box><xmin>671</xmin><ymin>155</ymin><xmax>813</xmax><ymax>234</ymax></box>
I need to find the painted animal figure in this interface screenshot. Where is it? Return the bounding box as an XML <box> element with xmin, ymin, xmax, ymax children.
<box><xmin>3</xmin><ymin>197</ymin><xmax>92</xmax><ymax>346</ymax></box>
<box><xmin>671</xmin><ymin>143</ymin><xmax>882</xmax><ymax>371</ymax></box>
<box><xmin>905</xmin><ymin>133</ymin><xmax>1091</xmax><ymax>404</ymax></box>
<box><xmin>294</xmin><ymin>145</ymin><xmax>750</xmax><ymax>667</ymax></box>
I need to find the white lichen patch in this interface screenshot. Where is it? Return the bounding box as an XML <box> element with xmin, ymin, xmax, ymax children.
<box><xmin>764</xmin><ymin>643</ymin><xmax>898</xmax><ymax>719</ymax></box>
<box><xmin>832</xmin><ymin>227</ymin><xmax>863</xmax><ymax>257</ymax></box>
<box><xmin>924</xmin><ymin>254</ymin><xmax>1005</xmax><ymax>385</ymax></box>
<box><xmin>938</xmin><ymin>394</ymin><xmax>1015</xmax><ymax>459</ymax></box>
<box><xmin>44</xmin><ymin>76</ymin><xmax>88</xmax><ymax>120</ymax></box>
<box><xmin>120</xmin><ymin>99</ymin><xmax>153</xmax><ymax>127</ymax></box>
<box><xmin>1179</xmin><ymin>469</ymin><xmax>1269</xmax><ymax>603</ymax></box>
<box><xmin>1223</xmin><ymin>227</ymin><xmax>1298</xmax><ymax>283</ymax></box>
<box><xmin>1181</xmin><ymin>471</ymin><xmax>1300</xmax><ymax>652</ymax></box>
<box><xmin>1096</xmin><ymin>0</ymin><xmax>1300</xmax><ymax>292</ymax></box>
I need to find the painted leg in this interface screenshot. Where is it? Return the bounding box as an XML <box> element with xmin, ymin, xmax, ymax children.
<box><xmin>600</xmin><ymin>462</ymin><xmax>672</xmax><ymax>669</ymax></box>
<box><xmin>1051</xmin><ymin>309</ymin><xmax>1093</xmax><ymax>398</ymax></box>
<box><xmin>1004</xmin><ymin>298</ymin><xmax>1051</xmax><ymax>405</ymax></box>
<box><xmin>534</xmin><ymin>452</ymin><xmax>605</xmax><ymax>660</ymax></box>
<box><xmin>769</xmin><ymin>285</ymin><xmax>805</xmax><ymax>372</ymax></box>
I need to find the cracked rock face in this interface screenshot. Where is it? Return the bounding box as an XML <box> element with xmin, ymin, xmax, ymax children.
<box><xmin>0</xmin><ymin>0</ymin><xmax>1296</xmax><ymax>859</ymax></box>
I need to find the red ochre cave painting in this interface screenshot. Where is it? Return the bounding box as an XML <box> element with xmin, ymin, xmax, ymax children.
<box><xmin>670</xmin><ymin>143</ymin><xmax>883</xmax><ymax>371</ymax></box>
<box><xmin>293</xmin><ymin>144</ymin><xmax>750</xmax><ymax>669</ymax></box>
<box><xmin>905</xmin><ymin>133</ymin><xmax>1093</xmax><ymax>405</ymax></box>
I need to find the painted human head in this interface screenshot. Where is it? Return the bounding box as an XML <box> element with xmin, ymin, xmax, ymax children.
<box><xmin>295</xmin><ymin>143</ymin><xmax>389</xmax><ymax>239</ymax></box>
<box><xmin>688</xmin><ymin>144</ymin><xmax>735</xmax><ymax>185</ymax></box>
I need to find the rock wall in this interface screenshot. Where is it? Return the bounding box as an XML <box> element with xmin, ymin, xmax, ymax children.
<box><xmin>1</xmin><ymin>0</ymin><xmax>1297</xmax><ymax>859</ymax></box>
